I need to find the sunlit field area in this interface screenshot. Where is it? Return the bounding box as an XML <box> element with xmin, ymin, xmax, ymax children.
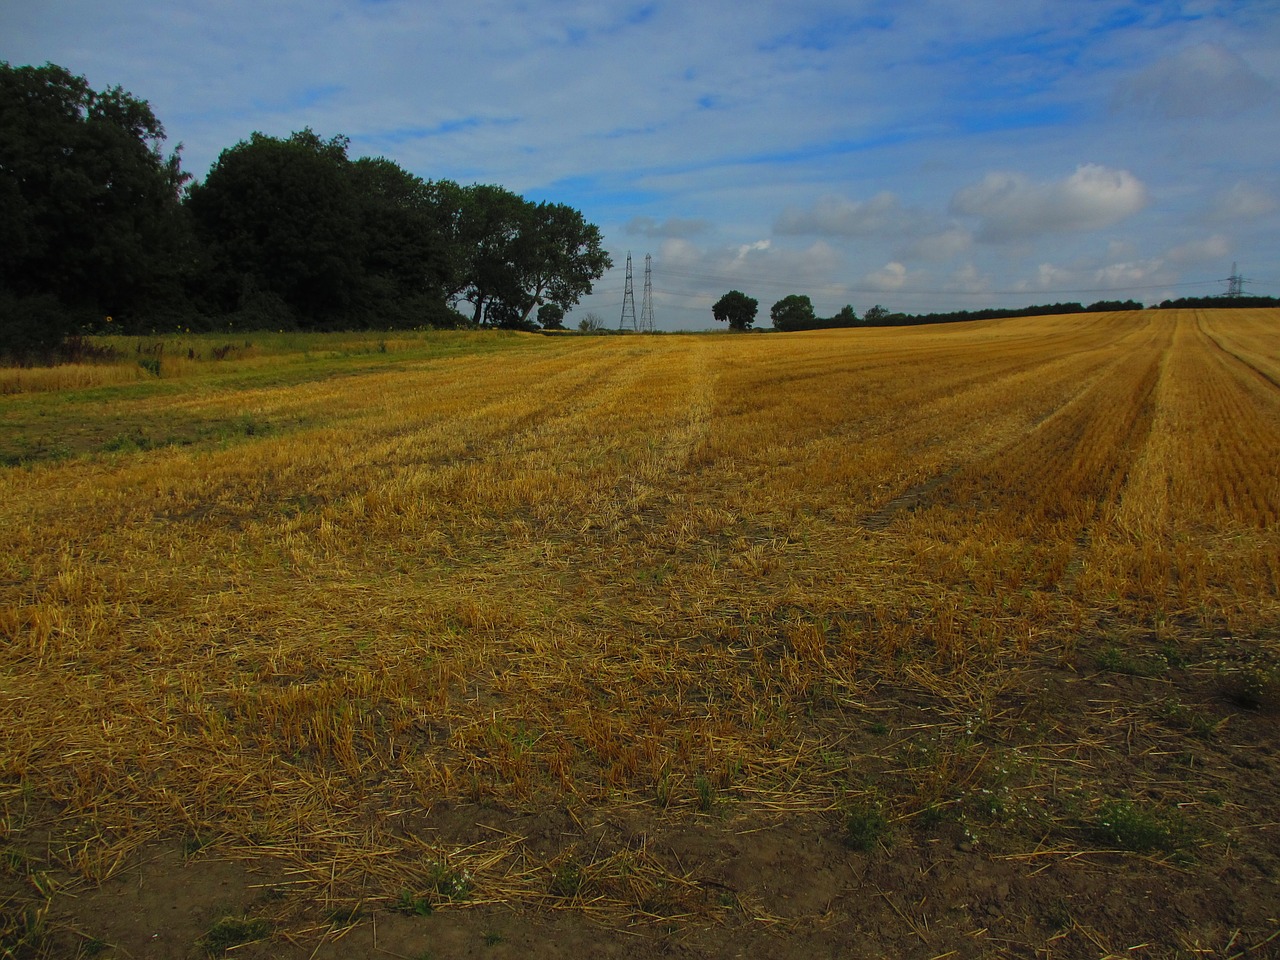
<box><xmin>2</xmin><ymin>311</ymin><xmax>1278</xmax><ymax>958</ymax></box>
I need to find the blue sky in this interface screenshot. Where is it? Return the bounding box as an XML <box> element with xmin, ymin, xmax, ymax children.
<box><xmin>3</xmin><ymin>0</ymin><xmax>1278</xmax><ymax>329</ymax></box>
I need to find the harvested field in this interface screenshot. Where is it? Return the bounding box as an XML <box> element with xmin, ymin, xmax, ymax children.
<box><xmin>2</xmin><ymin>310</ymin><xmax>1278</xmax><ymax>959</ymax></box>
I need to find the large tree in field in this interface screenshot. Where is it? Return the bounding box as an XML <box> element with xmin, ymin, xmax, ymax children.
<box><xmin>713</xmin><ymin>290</ymin><xmax>759</xmax><ymax>331</ymax></box>
<box><xmin>0</xmin><ymin>61</ymin><xmax>190</xmax><ymax>346</ymax></box>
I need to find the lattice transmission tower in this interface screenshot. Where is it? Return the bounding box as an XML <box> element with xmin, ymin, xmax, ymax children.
<box><xmin>618</xmin><ymin>253</ymin><xmax>637</xmax><ymax>331</ymax></box>
<box><xmin>1225</xmin><ymin>262</ymin><xmax>1246</xmax><ymax>298</ymax></box>
<box><xmin>639</xmin><ymin>253</ymin><xmax>655</xmax><ymax>332</ymax></box>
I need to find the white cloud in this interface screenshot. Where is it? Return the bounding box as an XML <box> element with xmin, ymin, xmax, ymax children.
<box><xmin>1208</xmin><ymin>181</ymin><xmax>1278</xmax><ymax>223</ymax></box>
<box><xmin>1166</xmin><ymin>234</ymin><xmax>1230</xmax><ymax>264</ymax></box>
<box><xmin>950</xmin><ymin>164</ymin><xmax>1149</xmax><ymax>242</ymax></box>
<box><xmin>895</xmin><ymin>227</ymin><xmax>972</xmax><ymax>262</ymax></box>
<box><xmin>1113</xmin><ymin>44</ymin><xmax>1275</xmax><ymax>120</ymax></box>
<box><xmin>1020</xmin><ymin>263</ymin><xmax>1074</xmax><ymax>292</ymax></box>
<box><xmin>1093</xmin><ymin>259</ymin><xmax>1168</xmax><ymax>288</ymax></box>
<box><xmin>735</xmin><ymin>239</ymin><xmax>772</xmax><ymax>260</ymax></box>
<box><xmin>625</xmin><ymin>216</ymin><xmax>710</xmax><ymax>238</ymax></box>
<box><xmin>950</xmin><ymin>263</ymin><xmax>988</xmax><ymax>294</ymax></box>
<box><xmin>775</xmin><ymin>192</ymin><xmax>921</xmax><ymax>237</ymax></box>
<box><xmin>861</xmin><ymin>261</ymin><xmax>908</xmax><ymax>292</ymax></box>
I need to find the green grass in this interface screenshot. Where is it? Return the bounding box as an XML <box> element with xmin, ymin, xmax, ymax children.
<box><xmin>1090</xmin><ymin>800</ymin><xmax>1191</xmax><ymax>854</ymax></box>
<box><xmin>0</xmin><ymin>330</ymin><xmax>540</xmax><ymax>465</ymax></box>
<box><xmin>842</xmin><ymin>803</ymin><xmax>888</xmax><ymax>851</ymax></box>
<box><xmin>392</xmin><ymin>890</ymin><xmax>433</xmax><ymax>916</ymax></box>
<box><xmin>549</xmin><ymin>861</ymin><xmax>585</xmax><ymax>899</ymax></box>
<box><xmin>198</xmin><ymin>915</ymin><xmax>271</xmax><ymax>955</ymax></box>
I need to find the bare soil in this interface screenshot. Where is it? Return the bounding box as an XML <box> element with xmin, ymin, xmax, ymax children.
<box><xmin>7</xmin><ymin>633</ymin><xmax>1278</xmax><ymax>960</ymax></box>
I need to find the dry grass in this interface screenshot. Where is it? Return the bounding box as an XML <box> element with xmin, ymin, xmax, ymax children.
<box><xmin>2</xmin><ymin>311</ymin><xmax>1278</xmax><ymax>951</ymax></box>
<box><xmin>0</xmin><ymin>362</ymin><xmax>150</xmax><ymax>395</ymax></box>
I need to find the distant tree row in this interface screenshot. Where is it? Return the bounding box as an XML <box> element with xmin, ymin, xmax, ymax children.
<box><xmin>710</xmin><ymin>291</ymin><xmax>859</xmax><ymax>331</ymax></box>
<box><xmin>705</xmin><ymin>292</ymin><xmax>1162</xmax><ymax>332</ymax></box>
<box><xmin>0</xmin><ymin>62</ymin><xmax>611</xmax><ymax>355</ymax></box>
<box><xmin>1156</xmin><ymin>295</ymin><xmax>1279</xmax><ymax>310</ymax></box>
<box><xmin>853</xmin><ymin>299</ymin><xmax>1145</xmax><ymax>327</ymax></box>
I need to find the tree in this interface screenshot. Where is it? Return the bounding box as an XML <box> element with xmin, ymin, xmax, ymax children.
<box><xmin>508</xmin><ymin>202</ymin><xmax>611</xmax><ymax>326</ymax></box>
<box><xmin>713</xmin><ymin>290</ymin><xmax>758</xmax><ymax>331</ymax></box>
<box><xmin>770</xmin><ymin>294</ymin><xmax>816</xmax><ymax>331</ymax></box>
<box><xmin>444</xmin><ymin>183</ymin><xmax>527</xmax><ymax>326</ymax></box>
<box><xmin>833</xmin><ymin>305</ymin><xmax>858</xmax><ymax>324</ymax></box>
<box><xmin>862</xmin><ymin>304</ymin><xmax>890</xmax><ymax>324</ymax></box>
<box><xmin>578</xmin><ymin>311</ymin><xmax>605</xmax><ymax>333</ymax></box>
<box><xmin>351</xmin><ymin>157</ymin><xmax>450</xmax><ymax>301</ymax></box>
<box><xmin>0</xmin><ymin>61</ymin><xmax>190</xmax><ymax>346</ymax></box>
<box><xmin>443</xmin><ymin>187</ymin><xmax>611</xmax><ymax>328</ymax></box>
<box><xmin>186</xmin><ymin>129</ymin><xmax>365</xmax><ymax>326</ymax></box>
<box><xmin>537</xmin><ymin>303</ymin><xmax>566</xmax><ymax>329</ymax></box>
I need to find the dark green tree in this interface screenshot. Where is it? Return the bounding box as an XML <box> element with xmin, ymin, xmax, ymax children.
<box><xmin>770</xmin><ymin>294</ymin><xmax>816</xmax><ymax>331</ymax></box>
<box><xmin>537</xmin><ymin>303</ymin><xmax>566</xmax><ymax>329</ymax></box>
<box><xmin>349</xmin><ymin>156</ymin><xmax>457</xmax><ymax>324</ymax></box>
<box><xmin>0</xmin><ymin>61</ymin><xmax>190</xmax><ymax>347</ymax></box>
<box><xmin>713</xmin><ymin>290</ymin><xmax>758</xmax><ymax>331</ymax></box>
<box><xmin>186</xmin><ymin>129</ymin><xmax>365</xmax><ymax>326</ymax></box>
<box><xmin>508</xmin><ymin>202</ymin><xmax>611</xmax><ymax>327</ymax></box>
<box><xmin>862</xmin><ymin>304</ymin><xmax>890</xmax><ymax>324</ymax></box>
<box><xmin>444</xmin><ymin>187</ymin><xmax>611</xmax><ymax>328</ymax></box>
<box><xmin>445</xmin><ymin>183</ymin><xmax>528</xmax><ymax>326</ymax></box>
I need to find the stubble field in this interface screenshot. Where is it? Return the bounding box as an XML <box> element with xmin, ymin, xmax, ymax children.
<box><xmin>1</xmin><ymin>310</ymin><xmax>1278</xmax><ymax>959</ymax></box>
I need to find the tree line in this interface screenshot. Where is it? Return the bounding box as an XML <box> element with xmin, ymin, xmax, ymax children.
<box><xmin>0</xmin><ymin>62</ymin><xmax>611</xmax><ymax>355</ymax></box>
<box><xmin>712</xmin><ymin>291</ymin><xmax>1162</xmax><ymax>332</ymax></box>
<box><xmin>1156</xmin><ymin>295</ymin><xmax>1279</xmax><ymax>310</ymax></box>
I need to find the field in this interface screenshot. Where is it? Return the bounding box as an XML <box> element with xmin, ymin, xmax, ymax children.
<box><xmin>2</xmin><ymin>310</ymin><xmax>1278</xmax><ymax>959</ymax></box>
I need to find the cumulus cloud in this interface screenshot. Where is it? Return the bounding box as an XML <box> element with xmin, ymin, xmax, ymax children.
<box><xmin>861</xmin><ymin>261</ymin><xmax>907</xmax><ymax>292</ymax></box>
<box><xmin>1016</xmin><ymin>256</ymin><xmax>1177</xmax><ymax>296</ymax></box>
<box><xmin>950</xmin><ymin>164</ymin><xmax>1149</xmax><ymax>242</ymax></box>
<box><xmin>1113</xmin><ymin>44</ymin><xmax>1275</xmax><ymax>120</ymax></box>
<box><xmin>775</xmin><ymin>191</ymin><xmax>922</xmax><ymax>237</ymax></box>
<box><xmin>950</xmin><ymin>263</ymin><xmax>988</xmax><ymax>294</ymax></box>
<box><xmin>895</xmin><ymin>227</ymin><xmax>972</xmax><ymax>262</ymax></box>
<box><xmin>1092</xmin><ymin>259</ymin><xmax>1169</xmax><ymax>288</ymax></box>
<box><xmin>1208</xmin><ymin>181</ymin><xmax>1278</xmax><ymax>223</ymax></box>
<box><xmin>625</xmin><ymin>216</ymin><xmax>710</xmax><ymax>238</ymax></box>
<box><xmin>1166</xmin><ymin>234</ymin><xmax>1230</xmax><ymax>265</ymax></box>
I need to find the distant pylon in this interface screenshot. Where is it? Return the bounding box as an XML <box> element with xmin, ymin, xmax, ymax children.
<box><xmin>1226</xmin><ymin>262</ymin><xmax>1245</xmax><ymax>298</ymax></box>
<box><xmin>639</xmin><ymin>253</ymin><xmax>655</xmax><ymax>332</ymax></box>
<box><xmin>619</xmin><ymin>253</ymin><xmax>637</xmax><ymax>331</ymax></box>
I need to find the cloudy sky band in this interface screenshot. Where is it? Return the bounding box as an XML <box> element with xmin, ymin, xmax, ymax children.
<box><xmin>3</xmin><ymin>0</ymin><xmax>1277</xmax><ymax>328</ymax></box>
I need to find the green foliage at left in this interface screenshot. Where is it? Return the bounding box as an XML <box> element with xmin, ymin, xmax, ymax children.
<box><xmin>0</xmin><ymin>61</ymin><xmax>192</xmax><ymax>349</ymax></box>
<box><xmin>1</xmin><ymin>61</ymin><xmax>611</xmax><ymax>357</ymax></box>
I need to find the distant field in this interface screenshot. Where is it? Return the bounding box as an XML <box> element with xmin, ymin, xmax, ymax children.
<box><xmin>2</xmin><ymin>311</ymin><xmax>1278</xmax><ymax>959</ymax></box>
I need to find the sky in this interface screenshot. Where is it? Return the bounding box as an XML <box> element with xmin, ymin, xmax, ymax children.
<box><xmin>3</xmin><ymin>0</ymin><xmax>1278</xmax><ymax>330</ymax></box>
